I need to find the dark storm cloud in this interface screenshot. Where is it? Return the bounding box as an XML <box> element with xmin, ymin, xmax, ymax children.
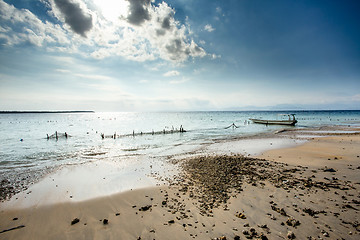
<box><xmin>126</xmin><ymin>0</ymin><xmax>151</xmax><ymax>26</ymax></box>
<box><xmin>54</xmin><ymin>0</ymin><xmax>92</xmax><ymax>37</ymax></box>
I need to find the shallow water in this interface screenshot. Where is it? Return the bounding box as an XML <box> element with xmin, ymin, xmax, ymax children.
<box><xmin>0</xmin><ymin>111</ymin><xmax>359</xmax><ymax>190</ymax></box>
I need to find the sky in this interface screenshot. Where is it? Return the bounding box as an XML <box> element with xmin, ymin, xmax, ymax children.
<box><xmin>0</xmin><ymin>0</ymin><xmax>359</xmax><ymax>111</ymax></box>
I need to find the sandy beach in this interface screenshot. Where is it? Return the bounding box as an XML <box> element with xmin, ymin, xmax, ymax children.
<box><xmin>1</xmin><ymin>129</ymin><xmax>359</xmax><ymax>239</ymax></box>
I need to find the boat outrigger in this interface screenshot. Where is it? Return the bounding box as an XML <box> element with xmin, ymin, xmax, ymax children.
<box><xmin>249</xmin><ymin>114</ymin><xmax>298</xmax><ymax>126</ymax></box>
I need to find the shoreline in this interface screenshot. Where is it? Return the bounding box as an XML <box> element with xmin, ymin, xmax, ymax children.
<box><xmin>1</xmin><ymin>127</ymin><xmax>359</xmax><ymax>239</ymax></box>
<box><xmin>1</xmin><ymin>125</ymin><xmax>358</xmax><ymax>206</ymax></box>
<box><xmin>0</xmin><ymin>130</ymin><xmax>306</xmax><ymax>208</ymax></box>
<box><xmin>1</xmin><ymin>124</ymin><xmax>356</xmax><ymax>204</ymax></box>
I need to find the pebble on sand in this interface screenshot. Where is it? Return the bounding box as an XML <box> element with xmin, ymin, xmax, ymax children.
<box><xmin>139</xmin><ymin>205</ymin><xmax>152</xmax><ymax>211</ymax></box>
<box><xmin>236</xmin><ymin>212</ymin><xmax>247</xmax><ymax>219</ymax></box>
<box><xmin>71</xmin><ymin>218</ymin><xmax>80</xmax><ymax>225</ymax></box>
<box><xmin>323</xmin><ymin>168</ymin><xmax>337</xmax><ymax>172</ymax></box>
<box><xmin>287</xmin><ymin>231</ymin><xmax>295</xmax><ymax>239</ymax></box>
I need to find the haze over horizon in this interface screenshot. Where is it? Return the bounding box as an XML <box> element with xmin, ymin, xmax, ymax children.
<box><xmin>0</xmin><ymin>0</ymin><xmax>359</xmax><ymax>111</ymax></box>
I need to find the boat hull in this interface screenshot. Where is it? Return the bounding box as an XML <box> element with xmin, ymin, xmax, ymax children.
<box><xmin>249</xmin><ymin>119</ymin><xmax>297</xmax><ymax>126</ymax></box>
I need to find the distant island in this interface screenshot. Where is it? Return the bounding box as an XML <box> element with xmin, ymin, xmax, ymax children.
<box><xmin>0</xmin><ymin>111</ymin><xmax>95</xmax><ymax>114</ymax></box>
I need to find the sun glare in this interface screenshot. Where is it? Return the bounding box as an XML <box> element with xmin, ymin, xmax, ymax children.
<box><xmin>94</xmin><ymin>0</ymin><xmax>129</xmax><ymax>22</ymax></box>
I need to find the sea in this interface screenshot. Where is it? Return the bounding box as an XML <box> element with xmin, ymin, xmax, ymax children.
<box><xmin>1</xmin><ymin>110</ymin><xmax>360</xmax><ymax>195</ymax></box>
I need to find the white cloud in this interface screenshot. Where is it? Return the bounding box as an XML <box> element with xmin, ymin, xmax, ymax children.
<box><xmin>210</xmin><ymin>53</ymin><xmax>221</xmax><ymax>59</ymax></box>
<box><xmin>0</xmin><ymin>1</ymin><xmax>66</xmax><ymax>47</ymax></box>
<box><xmin>204</xmin><ymin>24</ymin><xmax>215</xmax><ymax>32</ymax></box>
<box><xmin>74</xmin><ymin>73</ymin><xmax>114</xmax><ymax>81</ymax></box>
<box><xmin>0</xmin><ymin>0</ymin><xmax>206</xmax><ymax>63</ymax></box>
<box><xmin>193</xmin><ymin>68</ymin><xmax>205</xmax><ymax>74</ymax></box>
<box><xmin>143</xmin><ymin>2</ymin><xmax>206</xmax><ymax>62</ymax></box>
<box><xmin>163</xmin><ymin>70</ymin><xmax>180</xmax><ymax>77</ymax></box>
<box><xmin>214</xmin><ymin>6</ymin><xmax>225</xmax><ymax>21</ymax></box>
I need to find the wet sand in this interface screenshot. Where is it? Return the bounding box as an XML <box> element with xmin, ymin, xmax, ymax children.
<box><xmin>0</xmin><ymin>130</ymin><xmax>359</xmax><ymax>239</ymax></box>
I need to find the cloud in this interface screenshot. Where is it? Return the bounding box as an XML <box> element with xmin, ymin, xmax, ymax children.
<box><xmin>74</xmin><ymin>73</ymin><xmax>114</xmax><ymax>81</ymax></box>
<box><xmin>210</xmin><ymin>53</ymin><xmax>221</xmax><ymax>59</ymax></box>
<box><xmin>214</xmin><ymin>6</ymin><xmax>226</xmax><ymax>21</ymax></box>
<box><xmin>138</xmin><ymin>1</ymin><xmax>206</xmax><ymax>62</ymax></box>
<box><xmin>89</xmin><ymin>1</ymin><xmax>206</xmax><ymax>62</ymax></box>
<box><xmin>0</xmin><ymin>0</ymin><xmax>206</xmax><ymax>63</ymax></box>
<box><xmin>53</xmin><ymin>0</ymin><xmax>93</xmax><ymax>37</ymax></box>
<box><xmin>0</xmin><ymin>0</ymin><xmax>69</xmax><ymax>47</ymax></box>
<box><xmin>161</xmin><ymin>15</ymin><xmax>171</xmax><ymax>29</ymax></box>
<box><xmin>193</xmin><ymin>68</ymin><xmax>205</xmax><ymax>74</ymax></box>
<box><xmin>126</xmin><ymin>0</ymin><xmax>152</xmax><ymax>26</ymax></box>
<box><xmin>204</xmin><ymin>24</ymin><xmax>215</xmax><ymax>32</ymax></box>
<box><xmin>163</xmin><ymin>70</ymin><xmax>180</xmax><ymax>77</ymax></box>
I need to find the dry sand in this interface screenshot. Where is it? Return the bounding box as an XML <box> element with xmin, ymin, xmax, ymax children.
<box><xmin>1</xmin><ymin>132</ymin><xmax>359</xmax><ymax>239</ymax></box>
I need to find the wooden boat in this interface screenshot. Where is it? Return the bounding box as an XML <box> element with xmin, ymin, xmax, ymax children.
<box><xmin>250</xmin><ymin>114</ymin><xmax>297</xmax><ymax>126</ymax></box>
